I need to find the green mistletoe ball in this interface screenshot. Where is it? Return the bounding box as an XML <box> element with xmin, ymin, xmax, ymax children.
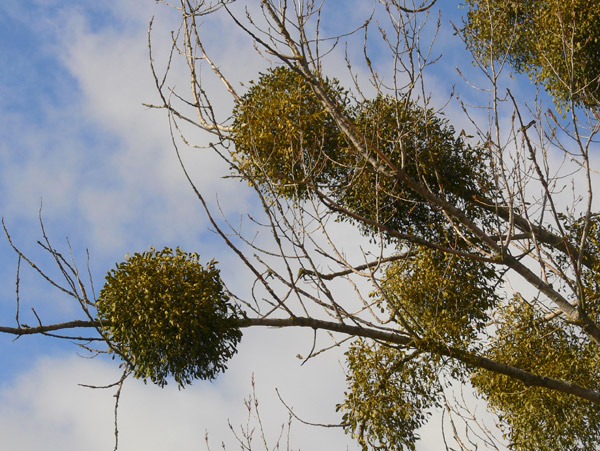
<box><xmin>96</xmin><ymin>247</ymin><xmax>243</xmax><ymax>388</ymax></box>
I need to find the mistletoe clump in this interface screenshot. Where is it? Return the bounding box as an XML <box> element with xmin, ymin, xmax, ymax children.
<box><xmin>231</xmin><ymin>67</ymin><xmax>493</xmax><ymax>242</ymax></box>
<box><xmin>96</xmin><ymin>247</ymin><xmax>243</xmax><ymax>388</ymax></box>
<box><xmin>380</xmin><ymin>246</ymin><xmax>500</xmax><ymax>346</ymax></box>
<box><xmin>340</xmin><ymin>95</ymin><xmax>493</xmax><ymax>240</ymax></box>
<box><xmin>463</xmin><ymin>0</ymin><xmax>600</xmax><ymax>107</ymax></box>
<box><xmin>471</xmin><ymin>299</ymin><xmax>600</xmax><ymax>450</ymax></box>
<box><xmin>231</xmin><ymin>66</ymin><xmax>349</xmax><ymax>198</ymax></box>
<box><xmin>339</xmin><ymin>339</ymin><xmax>442</xmax><ymax>451</ymax></box>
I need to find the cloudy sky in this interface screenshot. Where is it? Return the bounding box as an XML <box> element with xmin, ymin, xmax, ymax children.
<box><xmin>0</xmin><ymin>1</ymin><xmax>545</xmax><ymax>450</ymax></box>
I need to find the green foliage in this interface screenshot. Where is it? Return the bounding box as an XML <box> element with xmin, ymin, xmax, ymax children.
<box><xmin>338</xmin><ymin>248</ymin><xmax>500</xmax><ymax>450</ymax></box>
<box><xmin>340</xmin><ymin>95</ymin><xmax>492</xmax><ymax>239</ymax></box>
<box><xmin>338</xmin><ymin>340</ymin><xmax>442</xmax><ymax>451</ymax></box>
<box><xmin>560</xmin><ymin>215</ymin><xmax>600</xmax><ymax>320</ymax></box>
<box><xmin>231</xmin><ymin>66</ymin><xmax>348</xmax><ymax>198</ymax></box>
<box><xmin>96</xmin><ymin>247</ymin><xmax>243</xmax><ymax>388</ymax></box>
<box><xmin>379</xmin><ymin>246</ymin><xmax>500</xmax><ymax>346</ymax></box>
<box><xmin>471</xmin><ymin>299</ymin><xmax>600</xmax><ymax>450</ymax></box>
<box><xmin>231</xmin><ymin>66</ymin><xmax>493</xmax><ymax>241</ymax></box>
<box><xmin>463</xmin><ymin>0</ymin><xmax>600</xmax><ymax>106</ymax></box>
<box><xmin>580</xmin><ymin>220</ymin><xmax>600</xmax><ymax>320</ymax></box>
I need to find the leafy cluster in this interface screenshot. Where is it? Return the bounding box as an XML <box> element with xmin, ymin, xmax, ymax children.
<box><xmin>341</xmin><ymin>95</ymin><xmax>491</xmax><ymax>239</ymax></box>
<box><xmin>471</xmin><ymin>299</ymin><xmax>600</xmax><ymax>450</ymax></box>
<box><xmin>231</xmin><ymin>66</ymin><xmax>493</xmax><ymax>241</ymax></box>
<box><xmin>96</xmin><ymin>247</ymin><xmax>243</xmax><ymax>388</ymax></box>
<box><xmin>379</xmin><ymin>246</ymin><xmax>500</xmax><ymax>346</ymax></box>
<box><xmin>560</xmin><ymin>215</ymin><xmax>600</xmax><ymax>321</ymax></box>
<box><xmin>339</xmin><ymin>340</ymin><xmax>442</xmax><ymax>451</ymax></box>
<box><xmin>231</xmin><ymin>66</ymin><xmax>348</xmax><ymax>198</ymax></box>
<box><xmin>337</xmin><ymin>247</ymin><xmax>499</xmax><ymax>449</ymax></box>
<box><xmin>580</xmin><ymin>222</ymin><xmax>600</xmax><ymax>321</ymax></box>
<box><xmin>463</xmin><ymin>0</ymin><xmax>600</xmax><ymax>106</ymax></box>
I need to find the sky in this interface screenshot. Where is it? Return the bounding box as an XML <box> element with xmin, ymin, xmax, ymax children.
<box><xmin>0</xmin><ymin>1</ymin><xmax>561</xmax><ymax>450</ymax></box>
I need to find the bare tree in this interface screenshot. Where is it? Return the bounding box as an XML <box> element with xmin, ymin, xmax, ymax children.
<box><xmin>2</xmin><ymin>1</ymin><xmax>600</xmax><ymax>449</ymax></box>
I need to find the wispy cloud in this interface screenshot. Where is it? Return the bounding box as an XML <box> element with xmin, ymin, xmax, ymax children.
<box><xmin>0</xmin><ymin>1</ymin><xmax>358</xmax><ymax>449</ymax></box>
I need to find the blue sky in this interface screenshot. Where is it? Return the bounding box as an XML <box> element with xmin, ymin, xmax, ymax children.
<box><xmin>0</xmin><ymin>1</ymin><xmax>364</xmax><ymax>449</ymax></box>
<box><xmin>0</xmin><ymin>1</ymin><xmax>562</xmax><ymax>449</ymax></box>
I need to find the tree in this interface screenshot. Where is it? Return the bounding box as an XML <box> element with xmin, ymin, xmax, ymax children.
<box><xmin>2</xmin><ymin>0</ymin><xmax>600</xmax><ymax>450</ymax></box>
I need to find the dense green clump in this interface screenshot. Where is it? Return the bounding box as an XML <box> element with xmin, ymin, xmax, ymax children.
<box><xmin>231</xmin><ymin>66</ymin><xmax>348</xmax><ymax>198</ymax></box>
<box><xmin>380</xmin><ymin>246</ymin><xmax>499</xmax><ymax>346</ymax></box>
<box><xmin>339</xmin><ymin>340</ymin><xmax>442</xmax><ymax>451</ymax></box>
<box><xmin>341</xmin><ymin>95</ymin><xmax>491</xmax><ymax>239</ymax></box>
<box><xmin>471</xmin><ymin>299</ymin><xmax>600</xmax><ymax>450</ymax></box>
<box><xmin>231</xmin><ymin>66</ymin><xmax>493</xmax><ymax>241</ymax></box>
<box><xmin>579</xmin><ymin>218</ymin><xmax>600</xmax><ymax>321</ymax></box>
<box><xmin>557</xmin><ymin>215</ymin><xmax>600</xmax><ymax>321</ymax></box>
<box><xmin>96</xmin><ymin>247</ymin><xmax>243</xmax><ymax>388</ymax></box>
<box><xmin>463</xmin><ymin>0</ymin><xmax>600</xmax><ymax>107</ymax></box>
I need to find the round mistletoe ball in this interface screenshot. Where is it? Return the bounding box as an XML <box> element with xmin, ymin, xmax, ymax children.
<box><xmin>96</xmin><ymin>247</ymin><xmax>243</xmax><ymax>388</ymax></box>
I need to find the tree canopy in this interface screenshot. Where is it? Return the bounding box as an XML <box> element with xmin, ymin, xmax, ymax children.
<box><xmin>2</xmin><ymin>1</ymin><xmax>600</xmax><ymax>450</ymax></box>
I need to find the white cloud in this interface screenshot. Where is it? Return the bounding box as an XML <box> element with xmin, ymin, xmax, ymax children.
<box><xmin>0</xmin><ymin>0</ymin><xmax>262</xmax><ymax>257</ymax></box>
<box><xmin>0</xmin><ymin>329</ymin><xmax>360</xmax><ymax>451</ymax></box>
<box><xmin>0</xmin><ymin>355</ymin><xmax>117</xmax><ymax>451</ymax></box>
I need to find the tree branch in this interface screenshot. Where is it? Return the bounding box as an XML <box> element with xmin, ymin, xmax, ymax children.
<box><xmin>242</xmin><ymin>316</ymin><xmax>600</xmax><ymax>405</ymax></box>
<box><xmin>0</xmin><ymin>320</ymin><xmax>103</xmax><ymax>336</ymax></box>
